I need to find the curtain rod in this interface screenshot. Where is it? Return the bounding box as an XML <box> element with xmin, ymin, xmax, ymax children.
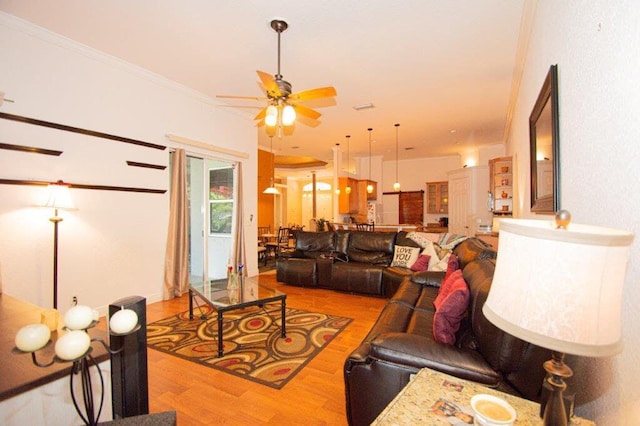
<box><xmin>166</xmin><ymin>134</ymin><xmax>250</xmax><ymax>159</ymax></box>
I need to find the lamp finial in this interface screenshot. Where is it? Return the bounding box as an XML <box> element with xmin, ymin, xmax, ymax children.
<box><xmin>555</xmin><ymin>210</ymin><xmax>571</xmax><ymax>229</ymax></box>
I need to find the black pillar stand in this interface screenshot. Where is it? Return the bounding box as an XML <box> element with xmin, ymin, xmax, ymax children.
<box><xmin>109</xmin><ymin>296</ymin><xmax>149</xmax><ymax>419</ymax></box>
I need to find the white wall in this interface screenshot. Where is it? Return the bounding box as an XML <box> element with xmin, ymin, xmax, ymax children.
<box><xmin>0</xmin><ymin>14</ymin><xmax>258</xmax><ymax>314</ymax></box>
<box><xmin>507</xmin><ymin>1</ymin><xmax>640</xmax><ymax>423</ymax></box>
<box><xmin>380</xmin><ymin>155</ymin><xmax>460</xmax><ymax>224</ymax></box>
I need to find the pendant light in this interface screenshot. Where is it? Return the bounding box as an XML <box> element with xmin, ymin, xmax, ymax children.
<box><xmin>393</xmin><ymin>123</ymin><xmax>401</xmax><ymax>191</ymax></box>
<box><xmin>263</xmin><ymin>136</ymin><xmax>279</xmax><ymax>194</ymax></box>
<box><xmin>345</xmin><ymin>135</ymin><xmax>352</xmax><ymax>194</ymax></box>
<box><xmin>366</xmin><ymin>128</ymin><xmax>374</xmax><ymax>194</ymax></box>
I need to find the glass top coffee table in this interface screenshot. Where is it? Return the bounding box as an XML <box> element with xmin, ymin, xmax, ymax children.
<box><xmin>188</xmin><ymin>276</ymin><xmax>287</xmax><ymax>357</ymax></box>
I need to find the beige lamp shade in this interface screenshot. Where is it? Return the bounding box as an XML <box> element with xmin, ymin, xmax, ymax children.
<box><xmin>483</xmin><ymin>218</ymin><xmax>634</xmax><ymax>357</ymax></box>
<box><xmin>43</xmin><ymin>181</ymin><xmax>75</xmax><ymax>210</ymax></box>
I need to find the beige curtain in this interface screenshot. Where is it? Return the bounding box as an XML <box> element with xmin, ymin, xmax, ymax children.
<box><xmin>163</xmin><ymin>149</ymin><xmax>189</xmax><ymax>299</ymax></box>
<box><xmin>232</xmin><ymin>162</ymin><xmax>247</xmax><ymax>277</ymax></box>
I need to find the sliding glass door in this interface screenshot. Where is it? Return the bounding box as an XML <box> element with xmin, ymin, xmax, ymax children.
<box><xmin>186</xmin><ymin>155</ymin><xmax>236</xmax><ymax>285</ymax></box>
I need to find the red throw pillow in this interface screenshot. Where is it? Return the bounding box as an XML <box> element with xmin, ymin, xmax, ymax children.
<box><xmin>433</xmin><ymin>269</ymin><xmax>469</xmax><ymax>345</ymax></box>
<box><xmin>444</xmin><ymin>253</ymin><xmax>460</xmax><ymax>281</ymax></box>
<box><xmin>410</xmin><ymin>254</ymin><xmax>431</xmax><ymax>272</ymax></box>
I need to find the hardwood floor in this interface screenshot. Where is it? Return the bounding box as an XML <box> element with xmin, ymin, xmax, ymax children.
<box><xmin>145</xmin><ymin>272</ymin><xmax>387</xmax><ymax>425</ymax></box>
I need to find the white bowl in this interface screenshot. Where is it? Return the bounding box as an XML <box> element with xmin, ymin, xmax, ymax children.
<box><xmin>470</xmin><ymin>394</ymin><xmax>516</xmax><ymax>426</ymax></box>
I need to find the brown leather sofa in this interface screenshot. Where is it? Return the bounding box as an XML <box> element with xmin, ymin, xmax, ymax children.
<box><xmin>276</xmin><ymin>230</ymin><xmax>422</xmax><ymax>296</ymax></box>
<box><xmin>343</xmin><ymin>238</ymin><xmax>552</xmax><ymax>425</ymax></box>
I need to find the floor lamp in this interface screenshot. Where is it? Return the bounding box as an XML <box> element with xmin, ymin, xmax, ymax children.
<box><xmin>43</xmin><ymin>180</ymin><xmax>75</xmax><ymax>309</ymax></box>
<box><xmin>483</xmin><ymin>211</ymin><xmax>634</xmax><ymax>425</ymax></box>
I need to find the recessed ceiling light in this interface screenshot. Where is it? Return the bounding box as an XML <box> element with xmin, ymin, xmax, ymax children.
<box><xmin>353</xmin><ymin>103</ymin><xmax>375</xmax><ymax>111</ymax></box>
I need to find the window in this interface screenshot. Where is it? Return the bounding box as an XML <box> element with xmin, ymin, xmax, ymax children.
<box><xmin>209</xmin><ymin>166</ymin><xmax>234</xmax><ymax>234</ymax></box>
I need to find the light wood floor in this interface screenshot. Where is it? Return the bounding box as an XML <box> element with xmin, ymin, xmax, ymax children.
<box><xmin>145</xmin><ymin>272</ymin><xmax>387</xmax><ymax>425</ymax></box>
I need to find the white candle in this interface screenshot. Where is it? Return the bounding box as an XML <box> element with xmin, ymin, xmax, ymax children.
<box><xmin>109</xmin><ymin>308</ymin><xmax>138</xmax><ymax>334</ymax></box>
<box><xmin>55</xmin><ymin>330</ymin><xmax>91</xmax><ymax>361</ymax></box>
<box><xmin>64</xmin><ymin>305</ymin><xmax>94</xmax><ymax>330</ymax></box>
<box><xmin>15</xmin><ymin>324</ymin><xmax>51</xmax><ymax>352</ymax></box>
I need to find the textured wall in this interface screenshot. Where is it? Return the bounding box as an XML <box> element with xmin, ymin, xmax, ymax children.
<box><xmin>507</xmin><ymin>1</ymin><xmax>640</xmax><ymax>423</ymax></box>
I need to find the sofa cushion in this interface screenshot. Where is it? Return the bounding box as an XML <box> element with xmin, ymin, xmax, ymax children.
<box><xmin>294</xmin><ymin>231</ymin><xmax>335</xmax><ymax>254</ymax></box>
<box><xmin>390</xmin><ymin>245</ymin><xmax>421</xmax><ymax>268</ymax></box>
<box><xmin>433</xmin><ymin>269</ymin><xmax>469</xmax><ymax>345</ymax></box>
<box><xmin>347</xmin><ymin>232</ymin><xmax>396</xmax><ymax>265</ymax></box>
<box><xmin>410</xmin><ymin>254</ymin><xmax>431</xmax><ymax>272</ymax></box>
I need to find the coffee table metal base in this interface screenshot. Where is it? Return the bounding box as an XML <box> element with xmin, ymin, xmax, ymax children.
<box><xmin>188</xmin><ymin>288</ymin><xmax>286</xmax><ymax>358</ymax></box>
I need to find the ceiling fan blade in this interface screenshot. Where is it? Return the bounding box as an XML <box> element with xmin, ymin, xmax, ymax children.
<box><xmin>289</xmin><ymin>86</ymin><xmax>337</xmax><ymax>102</ymax></box>
<box><xmin>294</xmin><ymin>103</ymin><xmax>322</xmax><ymax>120</ymax></box>
<box><xmin>257</xmin><ymin>70</ymin><xmax>281</xmax><ymax>98</ymax></box>
<box><xmin>254</xmin><ymin>106</ymin><xmax>268</xmax><ymax>121</ymax></box>
<box><xmin>216</xmin><ymin>94</ymin><xmax>266</xmax><ymax>101</ymax></box>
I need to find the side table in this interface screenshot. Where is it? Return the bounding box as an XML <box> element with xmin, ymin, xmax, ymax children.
<box><xmin>372</xmin><ymin>368</ymin><xmax>594</xmax><ymax>425</ymax></box>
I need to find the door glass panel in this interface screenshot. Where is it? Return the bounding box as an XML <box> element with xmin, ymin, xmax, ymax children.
<box><xmin>207</xmin><ymin>160</ymin><xmax>235</xmax><ymax>280</ymax></box>
<box><xmin>187</xmin><ymin>156</ymin><xmax>205</xmax><ymax>287</ymax></box>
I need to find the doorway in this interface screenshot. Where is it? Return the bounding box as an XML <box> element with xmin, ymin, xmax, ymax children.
<box><xmin>185</xmin><ymin>155</ymin><xmax>237</xmax><ymax>284</ymax></box>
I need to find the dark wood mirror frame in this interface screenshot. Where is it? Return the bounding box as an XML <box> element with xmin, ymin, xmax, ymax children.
<box><xmin>529</xmin><ymin>64</ymin><xmax>560</xmax><ymax>213</ymax></box>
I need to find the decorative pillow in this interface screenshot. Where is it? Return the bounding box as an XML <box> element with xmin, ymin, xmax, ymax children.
<box><xmin>390</xmin><ymin>245</ymin><xmax>421</xmax><ymax>268</ymax></box>
<box><xmin>444</xmin><ymin>253</ymin><xmax>460</xmax><ymax>280</ymax></box>
<box><xmin>437</xmin><ymin>233</ymin><xmax>469</xmax><ymax>250</ymax></box>
<box><xmin>406</xmin><ymin>232</ymin><xmax>441</xmax><ymax>248</ymax></box>
<box><xmin>420</xmin><ymin>242</ymin><xmax>440</xmax><ymax>270</ymax></box>
<box><xmin>431</xmin><ymin>251</ymin><xmax>452</xmax><ymax>272</ymax></box>
<box><xmin>433</xmin><ymin>269</ymin><xmax>469</xmax><ymax>345</ymax></box>
<box><xmin>420</xmin><ymin>241</ymin><xmax>452</xmax><ymax>271</ymax></box>
<box><xmin>410</xmin><ymin>254</ymin><xmax>431</xmax><ymax>272</ymax></box>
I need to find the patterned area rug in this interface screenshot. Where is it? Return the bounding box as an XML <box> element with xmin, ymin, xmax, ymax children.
<box><xmin>147</xmin><ymin>306</ymin><xmax>352</xmax><ymax>389</ymax></box>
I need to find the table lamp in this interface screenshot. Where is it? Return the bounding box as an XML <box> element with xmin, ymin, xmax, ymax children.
<box><xmin>483</xmin><ymin>211</ymin><xmax>634</xmax><ymax>425</ymax></box>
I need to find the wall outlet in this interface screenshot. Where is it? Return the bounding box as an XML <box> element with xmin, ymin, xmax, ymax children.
<box><xmin>72</xmin><ymin>296</ymin><xmax>78</xmax><ymax>305</ymax></box>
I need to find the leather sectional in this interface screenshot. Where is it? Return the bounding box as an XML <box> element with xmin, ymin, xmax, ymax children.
<box><xmin>275</xmin><ymin>230</ymin><xmax>552</xmax><ymax>425</ymax></box>
<box><xmin>343</xmin><ymin>238</ymin><xmax>552</xmax><ymax>425</ymax></box>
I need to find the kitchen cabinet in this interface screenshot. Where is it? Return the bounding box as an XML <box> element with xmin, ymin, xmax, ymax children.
<box><xmin>338</xmin><ymin>177</ymin><xmax>359</xmax><ymax>214</ymax></box>
<box><xmin>426</xmin><ymin>181</ymin><xmax>448</xmax><ymax>214</ymax></box>
<box><xmin>362</xmin><ymin>180</ymin><xmax>377</xmax><ymax>200</ymax></box>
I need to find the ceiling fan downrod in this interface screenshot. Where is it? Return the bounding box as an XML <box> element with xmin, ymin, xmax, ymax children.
<box><xmin>270</xmin><ymin>19</ymin><xmax>291</xmax><ymax>96</ymax></box>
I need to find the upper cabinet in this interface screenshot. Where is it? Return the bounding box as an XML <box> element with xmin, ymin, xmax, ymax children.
<box><xmin>489</xmin><ymin>156</ymin><xmax>513</xmax><ymax>215</ymax></box>
<box><xmin>363</xmin><ymin>180</ymin><xmax>377</xmax><ymax>200</ymax></box>
<box><xmin>338</xmin><ymin>177</ymin><xmax>359</xmax><ymax>214</ymax></box>
<box><xmin>426</xmin><ymin>181</ymin><xmax>448</xmax><ymax>214</ymax></box>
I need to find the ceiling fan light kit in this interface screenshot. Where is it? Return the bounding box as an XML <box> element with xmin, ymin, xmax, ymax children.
<box><xmin>216</xmin><ymin>19</ymin><xmax>336</xmax><ymax>137</ymax></box>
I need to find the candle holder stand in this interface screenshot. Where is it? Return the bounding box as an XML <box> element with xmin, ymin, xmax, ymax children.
<box><xmin>14</xmin><ymin>322</ymin><xmax>141</xmax><ymax>426</ymax></box>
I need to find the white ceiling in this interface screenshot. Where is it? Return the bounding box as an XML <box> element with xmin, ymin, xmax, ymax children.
<box><xmin>1</xmin><ymin>1</ymin><xmax>525</xmax><ymax>168</ymax></box>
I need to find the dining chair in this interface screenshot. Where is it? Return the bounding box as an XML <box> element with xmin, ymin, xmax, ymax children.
<box><xmin>356</xmin><ymin>222</ymin><xmax>375</xmax><ymax>232</ymax></box>
<box><xmin>265</xmin><ymin>227</ymin><xmax>293</xmax><ymax>258</ymax></box>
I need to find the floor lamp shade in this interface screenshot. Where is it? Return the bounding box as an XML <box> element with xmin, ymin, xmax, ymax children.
<box><xmin>483</xmin><ymin>218</ymin><xmax>634</xmax><ymax>357</ymax></box>
<box><xmin>44</xmin><ymin>181</ymin><xmax>75</xmax><ymax>210</ymax></box>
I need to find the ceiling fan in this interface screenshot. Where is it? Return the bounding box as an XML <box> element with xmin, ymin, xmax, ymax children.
<box><xmin>217</xmin><ymin>20</ymin><xmax>337</xmax><ymax>137</ymax></box>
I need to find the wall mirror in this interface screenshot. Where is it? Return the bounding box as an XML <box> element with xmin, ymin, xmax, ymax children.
<box><xmin>529</xmin><ymin>64</ymin><xmax>560</xmax><ymax>213</ymax></box>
